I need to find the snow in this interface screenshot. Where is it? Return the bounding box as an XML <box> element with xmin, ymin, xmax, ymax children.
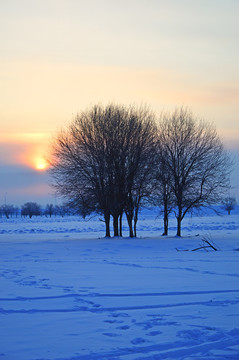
<box><xmin>0</xmin><ymin>209</ymin><xmax>239</xmax><ymax>360</ymax></box>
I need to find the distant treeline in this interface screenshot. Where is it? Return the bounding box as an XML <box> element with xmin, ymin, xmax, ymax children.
<box><xmin>0</xmin><ymin>200</ymin><xmax>237</xmax><ymax>221</ymax></box>
<box><xmin>0</xmin><ymin>202</ymin><xmax>73</xmax><ymax>219</ymax></box>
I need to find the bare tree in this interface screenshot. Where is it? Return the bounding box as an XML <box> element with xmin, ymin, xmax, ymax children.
<box><xmin>1</xmin><ymin>204</ymin><xmax>18</xmax><ymax>219</ymax></box>
<box><xmin>154</xmin><ymin>141</ymin><xmax>174</xmax><ymax>236</ymax></box>
<box><xmin>55</xmin><ymin>204</ymin><xmax>69</xmax><ymax>217</ymax></box>
<box><xmin>222</xmin><ymin>196</ymin><xmax>237</xmax><ymax>215</ymax></box>
<box><xmin>157</xmin><ymin>107</ymin><xmax>232</xmax><ymax>236</ymax></box>
<box><xmin>49</xmin><ymin>104</ymin><xmax>157</xmax><ymax>237</ymax></box>
<box><xmin>44</xmin><ymin>203</ymin><xmax>54</xmax><ymax>217</ymax></box>
<box><xmin>21</xmin><ymin>202</ymin><xmax>41</xmax><ymax>218</ymax></box>
<box><xmin>122</xmin><ymin>109</ymin><xmax>158</xmax><ymax>237</ymax></box>
<box><xmin>49</xmin><ymin>106</ymin><xmax>111</xmax><ymax>235</ymax></box>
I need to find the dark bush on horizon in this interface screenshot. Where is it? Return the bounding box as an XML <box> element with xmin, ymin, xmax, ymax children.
<box><xmin>21</xmin><ymin>202</ymin><xmax>41</xmax><ymax>218</ymax></box>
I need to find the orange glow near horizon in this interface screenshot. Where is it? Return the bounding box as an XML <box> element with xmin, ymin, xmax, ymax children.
<box><xmin>24</xmin><ymin>150</ymin><xmax>50</xmax><ymax>172</ymax></box>
<box><xmin>35</xmin><ymin>157</ymin><xmax>48</xmax><ymax>171</ymax></box>
<box><xmin>0</xmin><ymin>132</ymin><xmax>51</xmax><ymax>171</ymax></box>
<box><xmin>18</xmin><ymin>152</ymin><xmax>49</xmax><ymax>172</ymax></box>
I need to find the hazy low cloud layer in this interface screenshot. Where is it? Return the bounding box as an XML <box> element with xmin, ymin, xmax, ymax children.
<box><xmin>0</xmin><ymin>164</ymin><xmax>52</xmax><ymax>206</ymax></box>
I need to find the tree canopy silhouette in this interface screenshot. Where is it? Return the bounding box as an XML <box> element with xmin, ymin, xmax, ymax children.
<box><xmin>49</xmin><ymin>104</ymin><xmax>157</xmax><ymax>237</ymax></box>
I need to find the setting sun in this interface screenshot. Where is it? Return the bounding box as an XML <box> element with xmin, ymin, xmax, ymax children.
<box><xmin>35</xmin><ymin>158</ymin><xmax>48</xmax><ymax>171</ymax></box>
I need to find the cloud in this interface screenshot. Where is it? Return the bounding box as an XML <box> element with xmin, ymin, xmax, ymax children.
<box><xmin>1</xmin><ymin>59</ymin><xmax>239</xmax><ymax>144</ymax></box>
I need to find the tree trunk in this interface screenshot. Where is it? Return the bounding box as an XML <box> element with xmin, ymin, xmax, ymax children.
<box><xmin>104</xmin><ymin>212</ymin><xmax>111</xmax><ymax>237</ymax></box>
<box><xmin>119</xmin><ymin>213</ymin><xmax>123</xmax><ymax>237</ymax></box>
<box><xmin>162</xmin><ymin>191</ymin><xmax>169</xmax><ymax>236</ymax></box>
<box><xmin>176</xmin><ymin>203</ymin><xmax>183</xmax><ymax>237</ymax></box>
<box><xmin>176</xmin><ymin>216</ymin><xmax>181</xmax><ymax>237</ymax></box>
<box><xmin>126</xmin><ymin>213</ymin><xmax>134</xmax><ymax>237</ymax></box>
<box><xmin>133</xmin><ymin>220</ymin><xmax>137</xmax><ymax>238</ymax></box>
<box><xmin>128</xmin><ymin>219</ymin><xmax>134</xmax><ymax>238</ymax></box>
<box><xmin>162</xmin><ymin>212</ymin><xmax>168</xmax><ymax>236</ymax></box>
<box><xmin>133</xmin><ymin>208</ymin><xmax>138</xmax><ymax>238</ymax></box>
<box><xmin>113</xmin><ymin>215</ymin><xmax>119</xmax><ymax>237</ymax></box>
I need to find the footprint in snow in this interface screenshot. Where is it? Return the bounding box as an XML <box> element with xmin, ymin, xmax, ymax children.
<box><xmin>103</xmin><ymin>333</ymin><xmax>120</xmax><ymax>337</ymax></box>
<box><xmin>104</xmin><ymin>319</ymin><xmax>123</xmax><ymax>324</ymax></box>
<box><xmin>131</xmin><ymin>337</ymin><xmax>146</xmax><ymax>345</ymax></box>
<box><xmin>146</xmin><ymin>330</ymin><xmax>162</xmax><ymax>336</ymax></box>
<box><xmin>117</xmin><ymin>325</ymin><xmax>130</xmax><ymax>330</ymax></box>
<box><xmin>110</xmin><ymin>312</ymin><xmax>130</xmax><ymax>318</ymax></box>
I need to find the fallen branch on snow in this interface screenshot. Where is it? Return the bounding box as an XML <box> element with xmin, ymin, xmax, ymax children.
<box><xmin>176</xmin><ymin>235</ymin><xmax>220</xmax><ymax>252</ymax></box>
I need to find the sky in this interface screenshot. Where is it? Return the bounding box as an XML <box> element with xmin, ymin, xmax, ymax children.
<box><xmin>0</xmin><ymin>0</ymin><xmax>239</xmax><ymax>206</ymax></box>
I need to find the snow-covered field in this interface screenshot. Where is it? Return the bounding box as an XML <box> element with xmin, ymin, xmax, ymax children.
<box><xmin>0</xmin><ymin>208</ymin><xmax>239</xmax><ymax>360</ymax></box>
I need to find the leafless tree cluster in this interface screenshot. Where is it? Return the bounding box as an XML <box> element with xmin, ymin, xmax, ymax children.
<box><xmin>49</xmin><ymin>104</ymin><xmax>158</xmax><ymax>237</ymax></box>
<box><xmin>0</xmin><ymin>202</ymin><xmax>74</xmax><ymax>218</ymax></box>
<box><xmin>21</xmin><ymin>202</ymin><xmax>41</xmax><ymax>218</ymax></box>
<box><xmin>49</xmin><ymin>105</ymin><xmax>232</xmax><ymax>237</ymax></box>
<box><xmin>156</xmin><ymin>108</ymin><xmax>231</xmax><ymax>236</ymax></box>
<box><xmin>0</xmin><ymin>204</ymin><xmax>19</xmax><ymax>219</ymax></box>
